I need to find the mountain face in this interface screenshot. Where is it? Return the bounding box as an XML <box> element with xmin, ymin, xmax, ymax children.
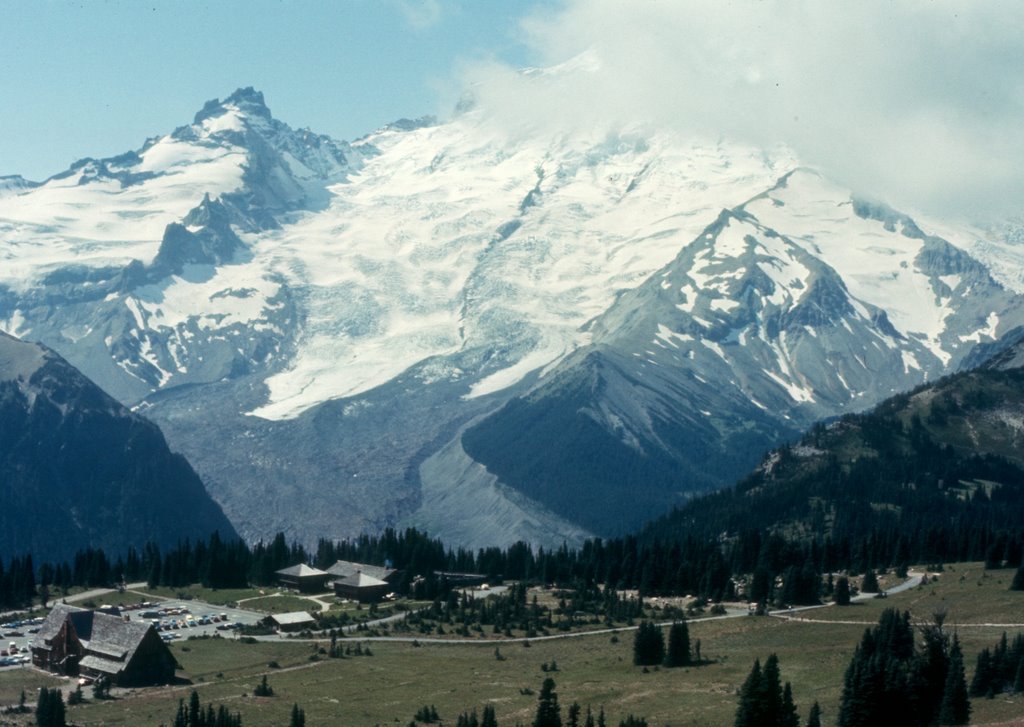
<box><xmin>641</xmin><ymin>337</ymin><xmax>1024</xmax><ymax>546</ymax></box>
<box><xmin>0</xmin><ymin>332</ymin><xmax>236</xmax><ymax>563</ymax></box>
<box><xmin>463</xmin><ymin>171</ymin><xmax>1024</xmax><ymax>533</ymax></box>
<box><xmin>1</xmin><ymin>87</ymin><xmax>1023</xmax><ymax>548</ymax></box>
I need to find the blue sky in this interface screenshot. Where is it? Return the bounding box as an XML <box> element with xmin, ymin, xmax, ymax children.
<box><xmin>0</xmin><ymin>0</ymin><xmax>547</xmax><ymax>180</ymax></box>
<box><xmin>2</xmin><ymin>1</ymin><xmax>1021</xmax><ymax>219</ymax></box>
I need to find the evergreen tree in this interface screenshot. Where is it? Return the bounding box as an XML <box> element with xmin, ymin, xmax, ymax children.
<box><xmin>781</xmin><ymin>682</ymin><xmax>799</xmax><ymax>727</ymax></box>
<box><xmin>735</xmin><ymin>659</ymin><xmax>765</xmax><ymax>727</ymax></box>
<box><xmin>1011</xmin><ymin>566</ymin><xmax>1024</xmax><ymax>591</ymax></box>
<box><xmin>481</xmin><ymin>704</ymin><xmax>499</xmax><ymax>727</ymax></box>
<box><xmin>937</xmin><ymin>636</ymin><xmax>970</xmax><ymax>725</ymax></box>
<box><xmin>970</xmin><ymin>648</ymin><xmax>993</xmax><ymax>697</ymax></box>
<box><xmin>35</xmin><ymin>687</ymin><xmax>66</xmax><ymax>727</ymax></box>
<box><xmin>533</xmin><ymin>678</ymin><xmax>562</xmax><ymax>727</ymax></box>
<box><xmin>805</xmin><ymin>701</ymin><xmax>821</xmax><ymax>727</ymax></box>
<box><xmin>290</xmin><ymin>703</ymin><xmax>306</xmax><ymax>727</ymax></box>
<box><xmin>735</xmin><ymin>654</ymin><xmax>798</xmax><ymax>727</ymax></box>
<box><xmin>632</xmin><ymin>621</ymin><xmax>664</xmax><ymax>666</ymax></box>
<box><xmin>663</xmin><ymin>620</ymin><xmax>691</xmax><ymax>667</ymax></box>
<box><xmin>860</xmin><ymin>569</ymin><xmax>880</xmax><ymax>594</ymax></box>
<box><xmin>253</xmin><ymin>675</ymin><xmax>273</xmax><ymax>697</ymax></box>
<box><xmin>189</xmin><ymin>689</ymin><xmax>202</xmax><ymax>726</ymax></box>
<box><xmin>838</xmin><ymin>609</ymin><xmax>968</xmax><ymax>727</ymax></box>
<box><xmin>834</xmin><ymin>576</ymin><xmax>851</xmax><ymax>606</ymax></box>
<box><xmin>761</xmin><ymin>654</ymin><xmax>784</xmax><ymax>724</ymax></box>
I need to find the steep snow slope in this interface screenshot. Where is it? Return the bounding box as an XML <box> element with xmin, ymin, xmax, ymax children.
<box><xmin>462</xmin><ymin>171</ymin><xmax>1024</xmax><ymax>533</ymax></box>
<box><xmin>247</xmin><ymin>122</ymin><xmax>796</xmax><ymax>419</ymax></box>
<box><xmin>1</xmin><ymin>88</ymin><xmax>1021</xmax><ymax>546</ymax></box>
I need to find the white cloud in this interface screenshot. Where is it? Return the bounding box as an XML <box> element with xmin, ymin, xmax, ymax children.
<box><xmin>459</xmin><ymin>0</ymin><xmax>1024</xmax><ymax>221</ymax></box>
<box><xmin>395</xmin><ymin>0</ymin><xmax>443</xmax><ymax>30</ymax></box>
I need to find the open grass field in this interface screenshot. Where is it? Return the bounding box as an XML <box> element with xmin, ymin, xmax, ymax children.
<box><xmin>793</xmin><ymin>563</ymin><xmax>1024</xmax><ymax>627</ymax></box>
<box><xmin>130</xmin><ymin>586</ymin><xmax>274</xmax><ymax>607</ymax></box>
<box><xmin>236</xmin><ymin>595</ymin><xmax>324</xmax><ymax>615</ymax></box>
<box><xmin>0</xmin><ymin>563</ymin><xmax>1020</xmax><ymax>726</ymax></box>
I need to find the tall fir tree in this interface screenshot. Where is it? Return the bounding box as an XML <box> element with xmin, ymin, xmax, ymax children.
<box><xmin>735</xmin><ymin>654</ymin><xmax>798</xmax><ymax>727</ymax></box>
<box><xmin>834</xmin><ymin>576</ymin><xmax>851</xmax><ymax>606</ymax></box>
<box><xmin>937</xmin><ymin>635</ymin><xmax>970</xmax><ymax>725</ymax></box>
<box><xmin>632</xmin><ymin>621</ymin><xmax>665</xmax><ymax>666</ymax></box>
<box><xmin>534</xmin><ymin>677</ymin><xmax>562</xmax><ymax>727</ymax></box>
<box><xmin>664</xmin><ymin>620</ymin><xmax>691</xmax><ymax>667</ymax></box>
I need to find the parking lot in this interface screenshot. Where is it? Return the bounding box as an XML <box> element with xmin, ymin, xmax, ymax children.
<box><xmin>120</xmin><ymin>599</ymin><xmax>264</xmax><ymax>641</ymax></box>
<box><xmin>0</xmin><ymin>615</ymin><xmax>43</xmax><ymax>668</ymax></box>
<box><xmin>0</xmin><ymin>597</ymin><xmax>265</xmax><ymax>672</ymax></box>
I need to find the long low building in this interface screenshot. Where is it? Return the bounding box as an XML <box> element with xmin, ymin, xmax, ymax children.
<box><xmin>275</xmin><ymin>563</ymin><xmax>332</xmax><ymax>593</ymax></box>
<box><xmin>333</xmin><ymin>571</ymin><xmax>390</xmax><ymax>603</ymax></box>
<box><xmin>267</xmin><ymin>611</ymin><xmax>316</xmax><ymax>632</ymax></box>
<box><xmin>325</xmin><ymin>560</ymin><xmax>398</xmax><ymax>584</ymax></box>
<box><xmin>31</xmin><ymin>604</ymin><xmax>176</xmax><ymax>686</ymax></box>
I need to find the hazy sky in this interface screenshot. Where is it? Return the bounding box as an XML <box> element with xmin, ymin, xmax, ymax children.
<box><xmin>0</xmin><ymin>0</ymin><xmax>544</xmax><ymax>179</ymax></box>
<box><xmin>3</xmin><ymin>0</ymin><xmax>1022</xmax><ymax>220</ymax></box>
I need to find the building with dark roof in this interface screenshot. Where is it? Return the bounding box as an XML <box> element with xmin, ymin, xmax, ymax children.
<box><xmin>275</xmin><ymin>563</ymin><xmax>331</xmax><ymax>592</ymax></box>
<box><xmin>30</xmin><ymin>604</ymin><xmax>176</xmax><ymax>686</ymax></box>
<box><xmin>333</xmin><ymin>571</ymin><xmax>390</xmax><ymax>603</ymax></box>
<box><xmin>325</xmin><ymin>559</ymin><xmax>398</xmax><ymax>584</ymax></box>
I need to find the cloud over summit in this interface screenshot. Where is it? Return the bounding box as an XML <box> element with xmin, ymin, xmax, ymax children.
<box><xmin>461</xmin><ymin>0</ymin><xmax>1024</xmax><ymax>221</ymax></box>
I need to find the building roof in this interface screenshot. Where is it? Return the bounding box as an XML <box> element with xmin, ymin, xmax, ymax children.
<box><xmin>270</xmin><ymin>611</ymin><xmax>316</xmax><ymax>626</ymax></box>
<box><xmin>84</xmin><ymin>613</ymin><xmax>151</xmax><ymax>659</ymax></box>
<box><xmin>325</xmin><ymin>560</ymin><xmax>395</xmax><ymax>581</ymax></box>
<box><xmin>275</xmin><ymin>563</ymin><xmax>329</xmax><ymax>578</ymax></box>
<box><xmin>79</xmin><ymin>654</ymin><xmax>124</xmax><ymax>675</ymax></box>
<box><xmin>32</xmin><ymin>603</ymin><xmax>154</xmax><ymax>667</ymax></box>
<box><xmin>334</xmin><ymin>572</ymin><xmax>388</xmax><ymax>588</ymax></box>
<box><xmin>33</xmin><ymin>603</ymin><xmax>82</xmax><ymax>646</ymax></box>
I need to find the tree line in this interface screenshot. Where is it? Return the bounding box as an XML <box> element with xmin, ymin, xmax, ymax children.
<box><xmin>3</xmin><ymin>518</ymin><xmax>1022</xmax><ymax>612</ymax></box>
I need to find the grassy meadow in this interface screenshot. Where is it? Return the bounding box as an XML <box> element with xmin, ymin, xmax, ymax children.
<box><xmin>0</xmin><ymin>563</ymin><xmax>1019</xmax><ymax>726</ymax></box>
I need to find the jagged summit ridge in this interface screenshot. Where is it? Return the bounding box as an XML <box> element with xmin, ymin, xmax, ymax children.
<box><xmin>193</xmin><ymin>86</ymin><xmax>272</xmax><ymax>125</ymax></box>
<box><xmin>1</xmin><ymin>90</ymin><xmax>1023</xmax><ymax>547</ymax></box>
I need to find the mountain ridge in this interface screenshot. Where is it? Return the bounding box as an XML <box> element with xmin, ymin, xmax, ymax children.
<box><xmin>2</xmin><ymin>88</ymin><xmax>1023</xmax><ymax>547</ymax></box>
<box><xmin>0</xmin><ymin>331</ymin><xmax>237</xmax><ymax>562</ymax></box>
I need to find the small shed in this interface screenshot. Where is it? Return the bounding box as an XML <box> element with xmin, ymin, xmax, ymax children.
<box><xmin>333</xmin><ymin>571</ymin><xmax>390</xmax><ymax>603</ymax></box>
<box><xmin>269</xmin><ymin>611</ymin><xmax>316</xmax><ymax>633</ymax></box>
<box><xmin>275</xmin><ymin>563</ymin><xmax>331</xmax><ymax>593</ymax></box>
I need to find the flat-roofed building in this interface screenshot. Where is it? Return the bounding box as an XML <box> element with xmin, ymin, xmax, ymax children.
<box><xmin>268</xmin><ymin>611</ymin><xmax>316</xmax><ymax>632</ymax></box>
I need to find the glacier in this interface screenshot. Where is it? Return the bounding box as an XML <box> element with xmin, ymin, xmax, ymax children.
<box><xmin>1</xmin><ymin>87</ymin><xmax>1022</xmax><ymax>547</ymax></box>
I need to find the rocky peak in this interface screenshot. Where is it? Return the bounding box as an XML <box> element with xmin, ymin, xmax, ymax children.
<box><xmin>193</xmin><ymin>86</ymin><xmax>272</xmax><ymax>125</ymax></box>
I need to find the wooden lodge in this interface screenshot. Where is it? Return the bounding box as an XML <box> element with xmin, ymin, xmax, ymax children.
<box><xmin>30</xmin><ymin>604</ymin><xmax>176</xmax><ymax>686</ymax></box>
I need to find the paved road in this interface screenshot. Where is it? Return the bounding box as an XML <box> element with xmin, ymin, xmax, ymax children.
<box><xmin>7</xmin><ymin>570</ymin><xmax>1023</xmax><ymax>664</ymax></box>
<box><xmin>263</xmin><ymin>570</ymin><xmax>988</xmax><ymax>646</ymax></box>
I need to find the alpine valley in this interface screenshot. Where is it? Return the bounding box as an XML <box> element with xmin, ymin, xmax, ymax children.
<box><xmin>3</xmin><ymin>87</ymin><xmax>1024</xmax><ymax>549</ymax></box>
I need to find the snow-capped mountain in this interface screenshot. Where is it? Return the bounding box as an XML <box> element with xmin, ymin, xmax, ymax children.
<box><xmin>463</xmin><ymin>170</ymin><xmax>1024</xmax><ymax>533</ymax></box>
<box><xmin>1</xmin><ymin>88</ymin><xmax>1021</xmax><ymax>547</ymax></box>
